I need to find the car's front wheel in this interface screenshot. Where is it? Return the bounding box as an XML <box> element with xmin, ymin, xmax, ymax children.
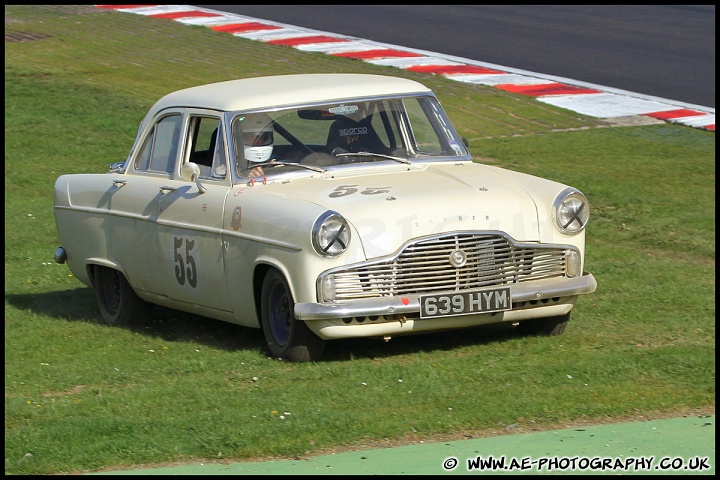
<box><xmin>515</xmin><ymin>312</ymin><xmax>570</xmax><ymax>336</ymax></box>
<box><xmin>93</xmin><ymin>265</ymin><xmax>144</xmax><ymax>326</ymax></box>
<box><xmin>260</xmin><ymin>269</ymin><xmax>326</xmax><ymax>362</ymax></box>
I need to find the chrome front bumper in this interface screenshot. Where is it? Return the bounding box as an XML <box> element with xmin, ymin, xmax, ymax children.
<box><xmin>295</xmin><ymin>272</ymin><xmax>597</xmax><ymax>321</ymax></box>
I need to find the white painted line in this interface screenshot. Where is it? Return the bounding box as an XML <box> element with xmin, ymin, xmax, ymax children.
<box><xmin>175</xmin><ymin>16</ymin><xmax>252</xmax><ymax>26</ymax></box>
<box><xmin>113</xmin><ymin>5</ymin><xmax>192</xmax><ymax>15</ymax></box>
<box><xmin>293</xmin><ymin>42</ymin><xmax>360</xmax><ymax>52</ymax></box>
<box><xmin>669</xmin><ymin>114</ymin><xmax>715</xmax><ymax>128</ymax></box>
<box><xmin>366</xmin><ymin>57</ymin><xmax>464</xmax><ymax>68</ymax></box>
<box><xmin>294</xmin><ymin>41</ymin><xmax>382</xmax><ymax>54</ymax></box>
<box><xmin>238</xmin><ymin>29</ymin><xmax>314</xmax><ymax>41</ymax></box>
<box><xmin>448</xmin><ymin>73</ymin><xmax>550</xmax><ymax>86</ymax></box>
<box><xmin>538</xmin><ymin>93</ymin><xmax>685</xmax><ymax>118</ymax></box>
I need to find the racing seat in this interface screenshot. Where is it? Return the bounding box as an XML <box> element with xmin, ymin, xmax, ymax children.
<box><xmin>200</xmin><ymin>128</ymin><xmax>218</xmax><ymax>167</ymax></box>
<box><xmin>325</xmin><ymin>115</ymin><xmax>389</xmax><ymax>154</ymax></box>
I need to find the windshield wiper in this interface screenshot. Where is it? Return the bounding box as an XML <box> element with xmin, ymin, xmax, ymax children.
<box><xmin>255</xmin><ymin>160</ymin><xmax>327</xmax><ymax>173</ymax></box>
<box><xmin>335</xmin><ymin>151</ymin><xmax>412</xmax><ymax>165</ymax></box>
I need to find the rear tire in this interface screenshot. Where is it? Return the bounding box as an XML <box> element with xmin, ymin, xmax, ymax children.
<box><xmin>515</xmin><ymin>312</ymin><xmax>570</xmax><ymax>336</ymax></box>
<box><xmin>93</xmin><ymin>265</ymin><xmax>144</xmax><ymax>326</ymax></box>
<box><xmin>260</xmin><ymin>269</ymin><xmax>325</xmax><ymax>362</ymax></box>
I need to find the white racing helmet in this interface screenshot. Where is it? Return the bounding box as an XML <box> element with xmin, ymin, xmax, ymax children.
<box><xmin>242</xmin><ymin>113</ymin><xmax>274</xmax><ymax>163</ymax></box>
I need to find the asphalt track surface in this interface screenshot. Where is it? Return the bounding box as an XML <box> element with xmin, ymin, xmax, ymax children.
<box><xmin>206</xmin><ymin>5</ymin><xmax>715</xmax><ymax>109</ymax></box>
<box><xmin>101</xmin><ymin>5</ymin><xmax>714</xmax><ymax>131</ymax></box>
<box><xmin>89</xmin><ymin>6</ymin><xmax>715</xmax><ymax>475</ymax></box>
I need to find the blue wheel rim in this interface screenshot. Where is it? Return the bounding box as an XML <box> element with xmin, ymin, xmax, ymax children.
<box><xmin>268</xmin><ymin>280</ymin><xmax>291</xmax><ymax>347</ymax></box>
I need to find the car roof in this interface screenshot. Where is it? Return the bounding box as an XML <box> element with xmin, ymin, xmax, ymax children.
<box><xmin>146</xmin><ymin>74</ymin><xmax>432</xmax><ymax>117</ymax></box>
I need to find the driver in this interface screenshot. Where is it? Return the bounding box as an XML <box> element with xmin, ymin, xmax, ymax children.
<box><xmin>242</xmin><ymin>113</ymin><xmax>274</xmax><ymax>178</ymax></box>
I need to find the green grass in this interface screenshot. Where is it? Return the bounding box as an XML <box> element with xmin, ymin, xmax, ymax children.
<box><xmin>4</xmin><ymin>5</ymin><xmax>715</xmax><ymax>475</ymax></box>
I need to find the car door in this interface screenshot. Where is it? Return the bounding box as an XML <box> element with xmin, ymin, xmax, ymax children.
<box><xmin>108</xmin><ymin>111</ymin><xmax>185</xmax><ymax>297</ymax></box>
<box><xmin>154</xmin><ymin>112</ymin><xmax>233</xmax><ymax>312</ymax></box>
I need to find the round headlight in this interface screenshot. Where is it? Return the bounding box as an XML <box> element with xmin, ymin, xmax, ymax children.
<box><xmin>312</xmin><ymin>211</ymin><xmax>350</xmax><ymax>257</ymax></box>
<box><xmin>553</xmin><ymin>187</ymin><xmax>589</xmax><ymax>234</ymax></box>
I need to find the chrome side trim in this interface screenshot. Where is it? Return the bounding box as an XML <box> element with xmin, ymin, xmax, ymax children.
<box><xmin>54</xmin><ymin>206</ymin><xmax>301</xmax><ymax>251</ymax></box>
<box><xmin>295</xmin><ymin>273</ymin><xmax>596</xmax><ymax>321</ymax></box>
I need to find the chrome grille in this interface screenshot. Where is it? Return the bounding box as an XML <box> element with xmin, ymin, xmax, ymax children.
<box><xmin>325</xmin><ymin>233</ymin><xmax>569</xmax><ymax>300</ymax></box>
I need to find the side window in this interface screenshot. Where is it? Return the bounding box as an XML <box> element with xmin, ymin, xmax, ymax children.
<box><xmin>151</xmin><ymin>115</ymin><xmax>182</xmax><ymax>173</ymax></box>
<box><xmin>404</xmin><ymin>99</ymin><xmax>442</xmax><ymax>155</ymax></box>
<box><xmin>187</xmin><ymin>116</ymin><xmax>225</xmax><ymax>179</ymax></box>
<box><xmin>210</xmin><ymin>127</ymin><xmax>227</xmax><ymax>178</ymax></box>
<box><xmin>135</xmin><ymin>133</ymin><xmax>152</xmax><ymax>171</ymax></box>
<box><xmin>135</xmin><ymin>114</ymin><xmax>182</xmax><ymax>174</ymax></box>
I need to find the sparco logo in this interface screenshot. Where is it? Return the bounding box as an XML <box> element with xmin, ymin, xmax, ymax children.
<box><xmin>339</xmin><ymin>127</ymin><xmax>368</xmax><ymax>136</ymax></box>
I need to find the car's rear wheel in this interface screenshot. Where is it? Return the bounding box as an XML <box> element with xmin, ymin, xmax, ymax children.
<box><xmin>515</xmin><ymin>312</ymin><xmax>570</xmax><ymax>336</ymax></box>
<box><xmin>93</xmin><ymin>265</ymin><xmax>144</xmax><ymax>326</ymax></box>
<box><xmin>260</xmin><ymin>269</ymin><xmax>325</xmax><ymax>362</ymax></box>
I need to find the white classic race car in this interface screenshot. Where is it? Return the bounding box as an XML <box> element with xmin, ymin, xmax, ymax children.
<box><xmin>54</xmin><ymin>73</ymin><xmax>597</xmax><ymax>362</ymax></box>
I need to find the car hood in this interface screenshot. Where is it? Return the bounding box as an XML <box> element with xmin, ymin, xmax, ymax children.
<box><xmin>270</xmin><ymin>162</ymin><xmax>541</xmax><ymax>259</ymax></box>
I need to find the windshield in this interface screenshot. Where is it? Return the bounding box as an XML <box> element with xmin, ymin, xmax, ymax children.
<box><xmin>230</xmin><ymin>95</ymin><xmax>469</xmax><ymax>179</ymax></box>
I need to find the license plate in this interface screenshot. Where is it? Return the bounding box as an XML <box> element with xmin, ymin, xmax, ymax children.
<box><xmin>419</xmin><ymin>287</ymin><xmax>512</xmax><ymax>319</ymax></box>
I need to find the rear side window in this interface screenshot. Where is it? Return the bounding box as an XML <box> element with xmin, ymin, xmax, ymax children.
<box><xmin>135</xmin><ymin>114</ymin><xmax>182</xmax><ymax>174</ymax></box>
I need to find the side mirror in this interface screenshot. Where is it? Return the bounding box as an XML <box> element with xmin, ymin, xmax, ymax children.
<box><xmin>108</xmin><ymin>161</ymin><xmax>125</xmax><ymax>173</ymax></box>
<box><xmin>180</xmin><ymin>162</ymin><xmax>207</xmax><ymax>194</ymax></box>
<box><xmin>461</xmin><ymin>137</ymin><xmax>469</xmax><ymax>148</ymax></box>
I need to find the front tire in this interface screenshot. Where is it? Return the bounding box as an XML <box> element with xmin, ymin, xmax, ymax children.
<box><xmin>93</xmin><ymin>265</ymin><xmax>144</xmax><ymax>326</ymax></box>
<box><xmin>515</xmin><ymin>312</ymin><xmax>570</xmax><ymax>336</ymax></box>
<box><xmin>260</xmin><ymin>270</ymin><xmax>325</xmax><ymax>362</ymax></box>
